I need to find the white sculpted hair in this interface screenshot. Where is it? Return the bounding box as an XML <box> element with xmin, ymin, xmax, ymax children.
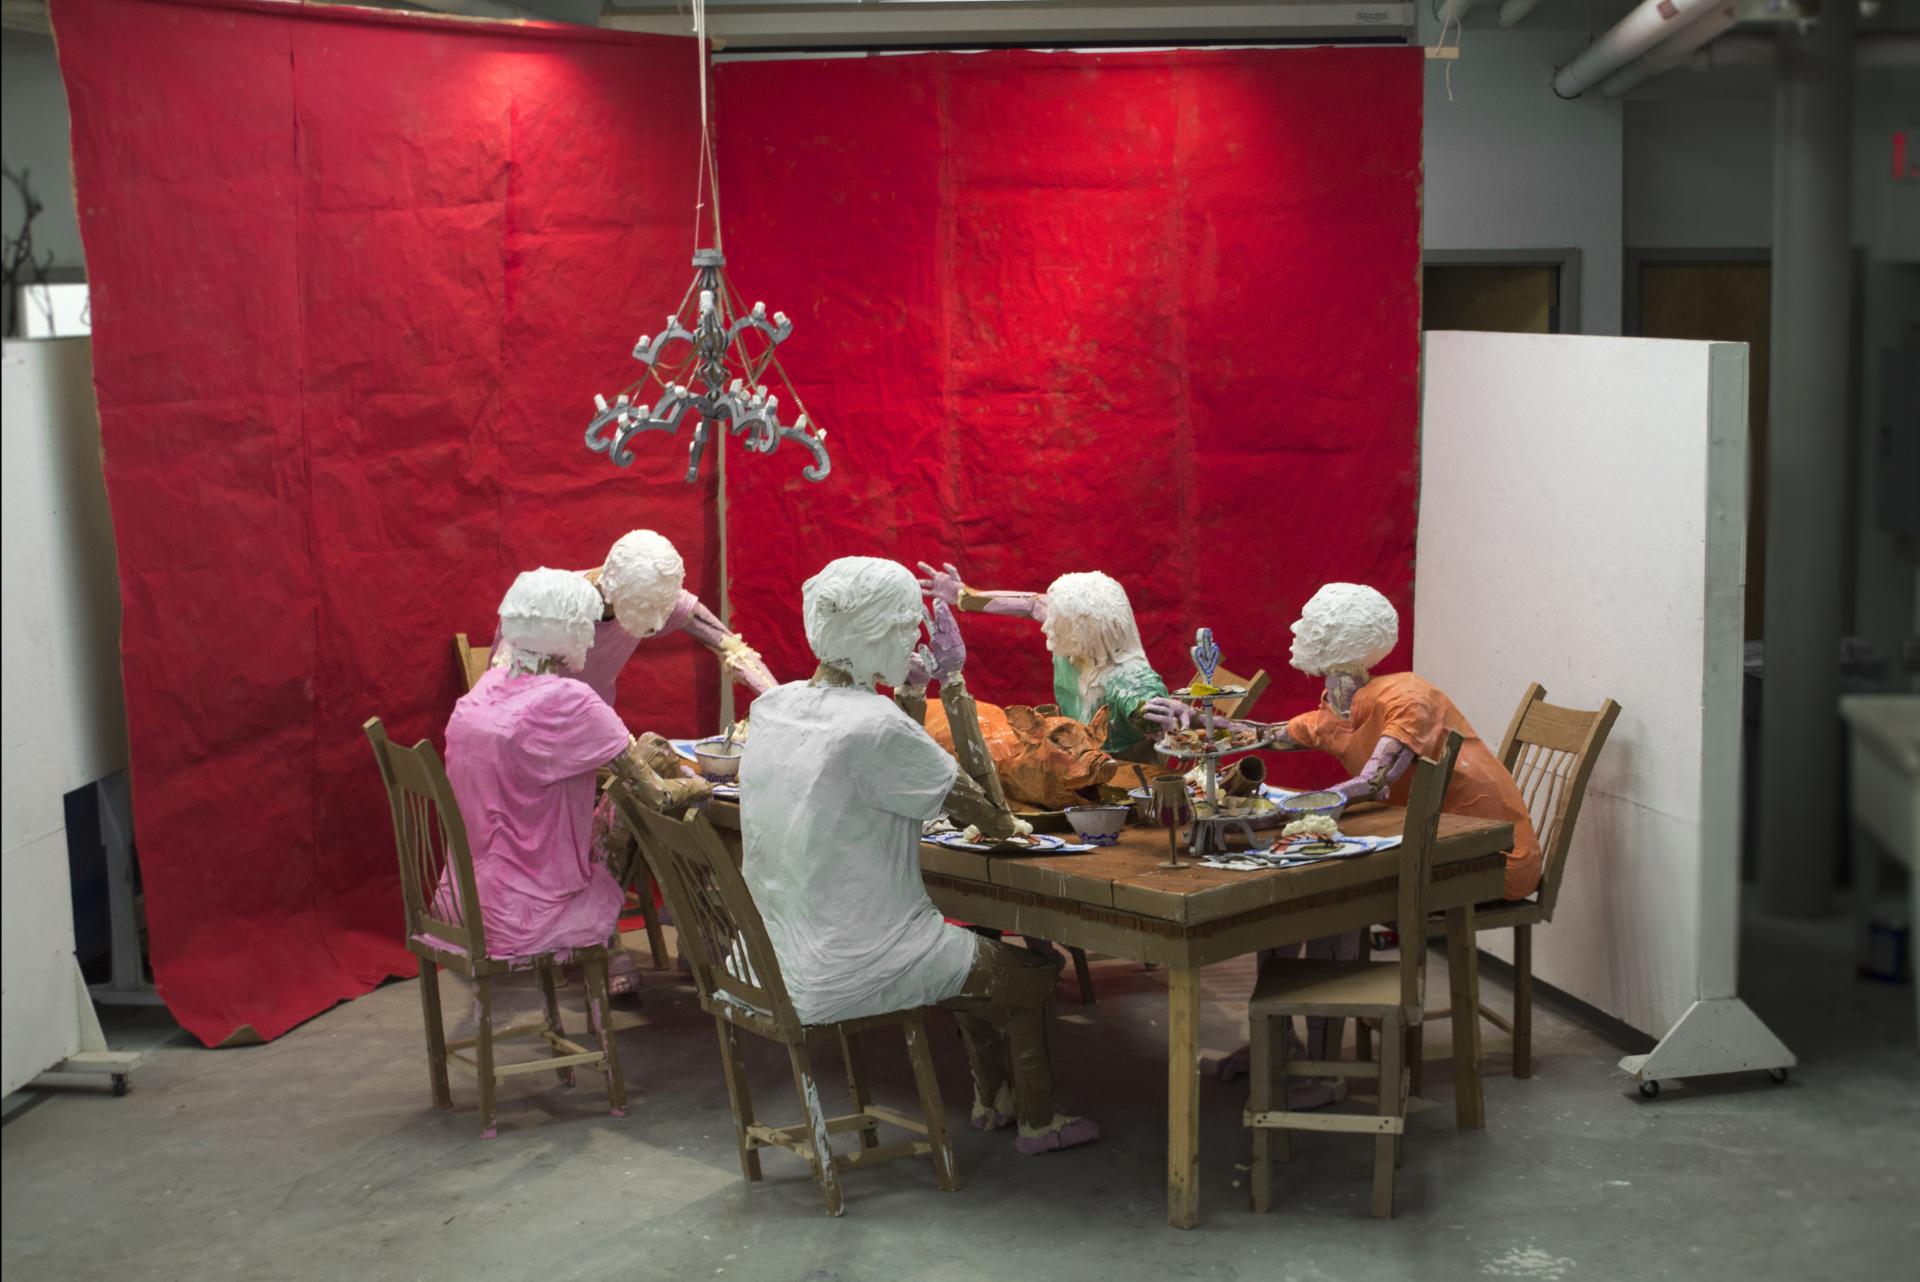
<box><xmin>1289</xmin><ymin>582</ymin><xmax>1399</xmax><ymax>676</ymax></box>
<box><xmin>1043</xmin><ymin>571</ymin><xmax>1148</xmax><ymax>712</ymax></box>
<box><xmin>600</xmin><ymin>529</ymin><xmax>686</xmax><ymax>637</ymax></box>
<box><xmin>497</xmin><ymin>568</ymin><xmax>605</xmax><ymax>673</ymax></box>
<box><xmin>802</xmin><ymin>557</ymin><xmax>924</xmax><ymax>690</ymax></box>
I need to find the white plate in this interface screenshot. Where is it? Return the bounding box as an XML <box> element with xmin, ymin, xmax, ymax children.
<box><xmin>924</xmin><ymin>832</ymin><xmax>1076</xmax><ymax>854</ymax></box>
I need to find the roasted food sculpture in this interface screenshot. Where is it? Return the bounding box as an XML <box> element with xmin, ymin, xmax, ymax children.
<box><xmin>924</xmin><ymin>699</ymin><xmax>1123</xmax><ymax>810</ymax></box>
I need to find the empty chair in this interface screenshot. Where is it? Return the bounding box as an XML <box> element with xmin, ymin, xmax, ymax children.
<box><xmin>1245</xmin><ymin>731</ymin><xmax>1462</xmax><ymax>1219</ymax></box>
<box><xmin>1419</xmin><ymin>684</ymin><xmax>1620</xmax><ymax>1081</ymax></box>
<box><xmin>364</xmin><ymin>717</ymin><xmax>626</xmax><ymax>1137</ymax></box>
<box><xmin>613</xmin><ymin>786</ymin><xmax>958</xmax><ymax>1217</ymax></box>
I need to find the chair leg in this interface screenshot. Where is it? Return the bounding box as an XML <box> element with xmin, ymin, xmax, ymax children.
<box><xmin>583</xmin><ymin>954</ymin><xmax>628</xmax><ymax>1116</ymax></box>
<box><xmin>1355</xmin><ymin>931</ymin><xmax>1374</xmax><ymax>1063</ymax></box>
<box><xmin>1272</xmin><ymin>1014</ymin><xmax>1294</xmax><ymax>1163</ymax></box>
<box><xmin>838</xmin><ymin>1027</ymin><xmax>880</xmax><ymax>1151</ymax></box>
<box><xmin>714</xmin><ymin>1015</ymin><xmax>762</xmax><ymax>1182</ymax></box>
<box><xmin>1372</xmin><ymin>1018</ymin><xmax>1404</xmax><ymax>1219</ymax></box>
<box><xmin>417</xmin><ymin>958</ymin><xmax>452</xmax><ymax>1109</ymax></box>
<box><xmin>1248</xmin><ymin>1011</ymin><xmax>1274</xmax><ymax>1213</ymax></box>
<box><xmin>1513</xmin><ymin>923</ymin><xmax>1533</xmax><ymax>1080</ymax></box>
<box><xmin>787</xmin><ymin>1042</ymin><xmax>845</xmax><ymax>1216</ymax></box>
<box><xmin>639</xmin><ymin>872</ymin><xmax>671</xmax><ymax>971</ymax></box>
<box><xmin>536</xmin><ymin>963</ymin><xmax>576</xmax><ymax>1087</ymax></box>
<box><xmin>1408</xmin><ymin>1024</ymin><xmax>1425</xmax><ymax>1098</ymax></box>
<box><xmin>1068</xmin><ymin>947</ymin><xmax>1096</xmax><ymax>1005</ymax></box>
<box><xmin>475</xmin><ymin>973</ymin><xmax>498</xmax><ymax>1139</ymax></box>
<box><xmin>904</xmin><ymin>1014</ymin><xmax>960</xmax><ymax>1192</ymax></box>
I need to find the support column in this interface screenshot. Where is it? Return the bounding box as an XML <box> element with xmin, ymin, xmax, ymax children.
<box><xmin>1757</xmin><ymin>4</ymin><xmax>1854</xmax><ymax>917</ymax></box>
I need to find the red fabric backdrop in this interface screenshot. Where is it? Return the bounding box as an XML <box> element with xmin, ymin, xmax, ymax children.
<box><xmin>55</xmin><ymin>0</ymin><xmax>713</xmax><ymax>1045</ymax></box>
<box><xmin>57</xmin><ymin>10</ymin><xmax>1421</xmax><ymax>1046</ymax></box>
<box><xmin>715</xmin><ymin>49</ymin><xmax>1423</xmax><ymax>765</ymax></box>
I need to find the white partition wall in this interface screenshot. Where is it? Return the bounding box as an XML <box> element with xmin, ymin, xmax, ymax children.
<box><xmin>2</xmin><ymin>337</ymin><xmax>129</xmax><ymax>1096</ymax></box>
<box><xmin>1415</xmin><ymin>330</ymin><xmax>1790</xmax><ymax>1082</ymax></box>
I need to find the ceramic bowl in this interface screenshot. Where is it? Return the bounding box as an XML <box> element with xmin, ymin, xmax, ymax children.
<box><xmin>694</xmin><ymin>739</ymin><xmax>743</xmax><ymax>782</ymax></box>
<box><xmin>1064</xmin><ymin>804</ymin><xmax>1130</xmax><ymax>845</ymax></box>
<box><xmin>1274</xmin><ymin>788</ymin><xmax>1346</xmax><ymax>818</ymax></box>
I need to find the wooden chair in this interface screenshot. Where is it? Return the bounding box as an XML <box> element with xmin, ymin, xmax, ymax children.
<box><xmin>1417</xmin><ymin>684</ymin><xmax>1620</xmax><ymax>1082</ymax></box>
<box><xmin>611</xmin><ymin>785</ymin><xmax>959</xmax><ymax>1217</ymax></box>
<box><xmin>1245</xmin><ymin>731</ymin><xmax>1462</xmax><ymax>1219</ymax></box>
<box><xmin>363</xmin><ymin>717</ymin><xmax>626</xmax><ymax>1138</ymax></box>
<box><xmin>453</xmin><ymin>632</ymin><xmax>492</xmax><ymax>692</ymax></box>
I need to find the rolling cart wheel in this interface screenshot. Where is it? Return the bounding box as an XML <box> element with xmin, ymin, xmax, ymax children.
<box><xmin>1766</xmin><ymin>1067</ymin><xmax>1789</xmax><ymax>1085</ymax></box>
<box><xmin>112</xmin><ymin>1074</ymin><xmax>129</xmax><ymax>1097</ymax></box>
<box><xmin>1638</xmin><ymin>1079</ymin><xmax>1659</xmax><ymax>1099</ymax></box>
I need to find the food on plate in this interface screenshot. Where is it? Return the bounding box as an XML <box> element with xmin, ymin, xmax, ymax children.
<box><xmin>1281</xmin><ymin>814</ymin><xmax>1339</xmax><ymax>841</ymax></box>
<box><xmin>1158</xmin><ymin>723</ymin><xmax>1265</xmax><ymax>755</ymax></box>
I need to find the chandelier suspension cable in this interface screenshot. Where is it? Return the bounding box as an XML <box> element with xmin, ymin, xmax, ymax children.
<box><xmin>692</xmin><ymin>0</ymin><xmax>723</xmax><ymax>255</ymax></box>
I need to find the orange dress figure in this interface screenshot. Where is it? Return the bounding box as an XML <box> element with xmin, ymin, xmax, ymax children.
<box><xmin>1285</xmin><ymin>671</ymin><xmax>1542</xmax><ymax>899</ymax></box>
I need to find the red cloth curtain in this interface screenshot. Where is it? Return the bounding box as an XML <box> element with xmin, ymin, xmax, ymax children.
<box><xmin>55</xmin><ymin>0</ymin><xmax>710</xmax><ymax>1045</ymax></box>
<box><xmin>58</xmin><ymin>8</ymin><xmax>1421</xmax><ymax>1046</ymax></box>
<box><xmin>715</xmin><ymin>49</ymin><xmax>1423</xmax><ymax>753</ymax></box>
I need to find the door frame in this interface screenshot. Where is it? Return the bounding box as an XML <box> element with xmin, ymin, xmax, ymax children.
<box><xmin>1422</xmin><ymin>248</ymin><xmax>1584</xmax><ymax>335</ymax></box>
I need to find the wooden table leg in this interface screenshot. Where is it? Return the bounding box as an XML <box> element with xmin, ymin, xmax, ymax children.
<box><xmin>1446</xmin><ymin>905</ymin><xmax>1485</xmax><ymax>1129</ymax></box>
<box><xmin>1167</xmin><ymin>962</ymin><xmax>1202</xmax><ymax>1229</ymax></box>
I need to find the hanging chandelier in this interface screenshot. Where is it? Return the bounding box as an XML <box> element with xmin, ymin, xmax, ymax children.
<box><xmin>585</xmin><ymin>249</ymin><xmax>828</xmax><ymax>483</ymax></box>
<box><xmin>583</xmin><ymin>0</ymin><xmax>829</xmax><ymax>485</ymax></box>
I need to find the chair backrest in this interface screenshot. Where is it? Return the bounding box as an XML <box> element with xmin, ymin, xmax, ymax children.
<box><xmin>610</xmin><ymin>784</ymin><xmax>802</xmax><ymax>1039</ymax></box>
<box><xmin>453</xmin><ymin>632</ymin><xmax>492</xmax><ymax>693</ymax></box>
<box><xmin>1396</xmin><ymin>731</ymin><xmax>1464</xmax><ymax>1016</ymax></box>
<box><xmin>364</xmin><ymin>717</ymin><xmax>488</xmax><ymax>961</ymax></box>
<box><xmin>1496</xmin><ymin>683</ymin><xmax>1622</xmax><ymax>916</ymax></box>
<box><xmin>1191</xmin><ymin>663</ymin><xmax>1271</xmax><ymax>722</ymax></box>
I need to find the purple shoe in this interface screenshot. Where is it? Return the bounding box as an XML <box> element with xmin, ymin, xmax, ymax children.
<box><xmin>1014</xmin><ymin>1116</ymin><xmax>1101</xmax><ymax>1155</ymax></box>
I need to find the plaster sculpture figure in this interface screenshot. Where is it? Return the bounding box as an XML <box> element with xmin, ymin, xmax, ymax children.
<box><xmin>1217</xmin><ymin>582</ymin><xmax>1544</xmax><ymax>1086</ymax></box>
<box><xmin>1269</xmin><ymin>583</ymin><xmax>1542</xmax><ymax>899</ymax></box>
<box><xmin>443</xmin><ymin>569</ymin><xmax>711</xmax><ymax>961</ymax></box>
<box><xmin>916</xmin><ymin>562</ymin><xmax>1188</xmax><ymax>762</ymax></box>
<box><xmin>494</xmin><ymin>529</ymin><xmax>778</xmax><ymax>705</ymax></box>
<box><xmin>740</xmin><ymin>557</ymin><xmax>1099</xmax><ymax>1153</ymax></box>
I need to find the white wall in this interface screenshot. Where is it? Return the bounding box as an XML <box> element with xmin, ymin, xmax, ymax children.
<box><xmin>2</xmin><ymin>338</ymin><xmax>128</xmax><ymax>1095</ymax></box>
<box><xmin>1</xmin><ymin>29</ymin><xmax>82</xmax><ymax>273</ymax></box>
<box><xmin>1415</xmin><ymin>331</ymin><xmax>1748</xmax><ymax>1037</ymax></box>
<box><xmin>1423</xmin><ymin>24</ymin><xmax>1628</xmax><ymax>335</ymax></box>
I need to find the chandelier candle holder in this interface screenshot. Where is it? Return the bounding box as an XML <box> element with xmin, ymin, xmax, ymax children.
<box><xmin>585</xmin><ymin>248</ymin><xmax>831</xmax><ymax>484</ymax></box>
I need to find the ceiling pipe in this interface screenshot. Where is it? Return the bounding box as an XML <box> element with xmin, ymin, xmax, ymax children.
<box><xmin>1496</xmin><ymin>0</ymin><xmax>1540</xmax><ymax>27</ymax></box>
<box><xmin>1599</xmin><ymin>1</ymin><xmax>1740</xmax><ymax>96</ymax></box>
<box><xmin>1551</xmin><ymin>0</ymin><xmax>1727</xmax><ymax>97</ymax></box>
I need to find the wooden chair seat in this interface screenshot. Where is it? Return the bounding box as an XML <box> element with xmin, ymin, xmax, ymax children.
<box><xmin>365</xmin><ymin>718</ymin><xmax>626</xmax><ymax>1139</ymax></box>
<box><xmin>616</xmin><ymin>789</ymin><xmax>959</xmax><ymax>1217</ymax></box>
<box><xmin>1252</xmin><ymin>958</ymin><xmax>1408</xmax><ymax>1018</ymax></box>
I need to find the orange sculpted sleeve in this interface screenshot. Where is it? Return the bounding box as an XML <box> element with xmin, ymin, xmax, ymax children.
<box><xmin>1376</xmin><ymin>679</ymin><xmax>1447</xmax><ymax>758</ymax></box>
<box><xmin>1286</xmin><ymin>708</ymin><xmax>1332</xmax><ymax>750</ymax></box>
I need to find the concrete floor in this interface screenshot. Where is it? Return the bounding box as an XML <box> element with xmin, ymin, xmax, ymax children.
<box><xmin>4</xmin><ymin>908</ymin><xmax>1915</xmax><ymax>1282</ymax></box>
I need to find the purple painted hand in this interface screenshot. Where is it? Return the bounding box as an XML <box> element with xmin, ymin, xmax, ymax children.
<box><xmin>925</xmin><ymin>599</ymin><xmax>966</xmax><ymax>682</ymax></box>
<box><xmin>1140</xmin><ymin>696</ymin><xmax>1196</xmax><ymax>732</ymax></box>
<box><xmin>916</xmin><ymin>560</ymin><xmax>965</xmax><ymax>608</ymax></box>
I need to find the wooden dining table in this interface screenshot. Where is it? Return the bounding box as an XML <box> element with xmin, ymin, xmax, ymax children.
<box><xmin>708</xmin><ymin>800</ymin><xmax>1510</xmax><ymax>1229</ymax></box>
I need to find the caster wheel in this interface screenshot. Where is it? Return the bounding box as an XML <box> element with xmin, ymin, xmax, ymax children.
<box><xmin>1638</xmin><ymin>1080</ymin><xmax>1659</xmax><ymax>1099</ymax></box>
<box><xmin>1766</xmin><ymin>1068</ymin><xmax>1788</xmax><ymax>1085</ymax></box>
<box><xmin>112</xmin><ymin>1074</ymin><xmax>129</xmax><ymax>1097</ymax></box>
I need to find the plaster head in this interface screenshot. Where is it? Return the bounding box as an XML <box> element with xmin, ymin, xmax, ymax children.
<box><xmin>599</xmin><ymin>529</ymin><xmax>686</xmax><ymax>637</ymax></box>
<box><xmin>497</xmin><ymin>567</ymin><xmax>604</xmax><ymax>672</ymax></box>
<box><xmin>1042</xmin><ymin>571</ymin><xmax>1144</xmax><ymax>669</ymax></box>
<box><xmin>1288</xmin><ymin>582</ymin><xmax>1399</xmax><ymax>677</ymax></box>
<box><xmin>802</xmin><ymin>557</ymin><xmax>925</xmax><ymax>690</ymax></box>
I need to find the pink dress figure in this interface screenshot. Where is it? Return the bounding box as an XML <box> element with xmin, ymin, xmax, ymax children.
<box><xmin>445</xmin><ymin>575</ymin><xmax>634</xmax><ymax>957</ymax></box>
